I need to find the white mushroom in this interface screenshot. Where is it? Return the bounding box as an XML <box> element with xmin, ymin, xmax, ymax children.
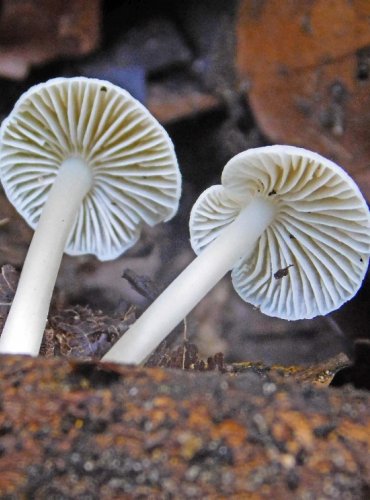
<box><xmin>102</xmin><ymin>145</ymin><xmax>370</xmax><ymax>365</ymax></box>
<box><xmin>0</xmin><ymin>77</ymin><xmax>180</xmax><ymax>355</ymax></box>
<box><xmin>191</xmin><ymin>145</ymin><xmax>370</xmax><ymax>319</ymax></box>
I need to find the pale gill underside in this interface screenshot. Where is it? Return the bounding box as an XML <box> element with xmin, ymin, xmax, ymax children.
<box><xmin>190</xmin><ymin>146</ymin><xmax>370</xmax><ymax>320</ymax></box>
<box><xmin>0</xmin><ymin>77</ymin><xmax>180</xmax><ymax>260</ymax></box>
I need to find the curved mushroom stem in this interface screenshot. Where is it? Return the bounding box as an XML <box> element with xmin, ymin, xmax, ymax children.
<box><xmin>102</xmin><ymin>196</ymin><xmax>277</xmax><ymax>365</ymax></box>
<box><xmin>0</xmin><ymin>157</ymin><xmax>93</xmax><ymax>355</ymax></box>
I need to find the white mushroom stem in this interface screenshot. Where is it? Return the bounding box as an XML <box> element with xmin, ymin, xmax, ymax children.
<box><xmin>103</xmin><ymin>196</ymin><xmax>277</xmax><ymax>365</ymax></box>
<box><xmin>0</xmin><ymin>157</ymin><xmax>93</xmax><ymax>355</ymax></box>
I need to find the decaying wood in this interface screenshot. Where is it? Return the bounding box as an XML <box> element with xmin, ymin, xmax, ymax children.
<box><xmin>0</xmin><ymin>355</ymin><xmax>368</xmax><ymax>498</ymax></box>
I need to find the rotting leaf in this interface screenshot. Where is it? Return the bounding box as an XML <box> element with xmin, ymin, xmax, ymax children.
<box><xmin>232</xmin><ymin>352</ymin><xmax>351</xmax><ymax>387</ymax></box>
<box><xmin>145</xmin><ymin>341</ymin><xmax>227</xmax><ymax>373</ymax></box>
<box><xmin>0</xmin><ymin>265</ymin><xmax>350</xmax><ymax>388</ymax></box>
<box><xmin>145</xmin><ymin>341</ymin><xmax>349</xmax><ymax>386</ymax></box>
<box><xmin>42</xmin><ymin>305</ymin><xmax>137</xmax><ymax>359</ymax></box>
<box><xmin>278</xmin><ymin>352</ymin><xmax>351</xmax><ymax>387</ymax></box>
<box><xmin>331</xmin><ymin>339</ymin><xmax>370</xmax><ymax>390</ymax></box>
<box><xmin>0</xmin><ymin>265</ymin><xmax>18</xmax><ymax>303</ymax></box>
<box><xmin>0</xmin><ymin>265</ymin><xmax>19</xmax><ymax>331</ymax></box>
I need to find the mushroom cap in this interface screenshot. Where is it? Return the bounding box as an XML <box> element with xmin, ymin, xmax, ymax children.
<box><xmin>190</xmin><ymin>145</ymin><xmax>370</xmax><ymax>320</ymax></box>
<box><xmin>0</xmin><ymin>77</ymin><xmax>181</xmax><ymax>261</ymax></box>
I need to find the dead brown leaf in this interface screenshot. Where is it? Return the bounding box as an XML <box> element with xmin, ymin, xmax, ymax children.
<box><xmin>0</xmin><ymin>264</ymin><xmax>18</xmax><ymax>331</ymax></box>
<box><xmin>43</xmin><ymin>305</ymin><xmax>137</xmax><ymax>359</ymax></box>
<box><xmin>237</xmin><ymin>0</ymin><xmax>370</xmax><ymax>199</ymax></box>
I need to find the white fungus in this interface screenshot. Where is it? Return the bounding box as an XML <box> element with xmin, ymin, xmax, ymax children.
<box><xmin>0</xmin><ymin>77</ymin><xmax>181</xmax><ymax>355</ymax></box>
